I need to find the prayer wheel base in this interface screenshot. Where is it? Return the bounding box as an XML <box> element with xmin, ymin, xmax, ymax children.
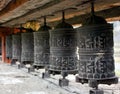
<box><xmin>76</xmin><ymin>75</ymin><xmax>118</xmax><ymax>85</ymax></box>
<box><xmin>59</xmin><ymin>78</ymin><xmax>69</xmax><ymax>87</ymax></box>
<box><xmin>89</xmin><ymin>89</ymin><xmax>104</xmax><ymax>94</ymax></box>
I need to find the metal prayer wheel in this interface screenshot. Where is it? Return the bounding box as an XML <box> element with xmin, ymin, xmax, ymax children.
<box><xmin>33</xmin><ymin>25</ymin><xmax>50</xmax><ymax>68</ymax></box>
<box><xmin>21</xmin><ymin>29</ymin><xmax>34</xmax><ymax>64</ymax></box>
<box><xmin>49</xmin><ymin>11</ymin><xmax>78</xmax><ymax>75</ymax></box>
<box><xmin>49</xmin><ymin>19</ymin><xmax>78</xmax><ymax>86</ymax></box>
<box><xmin>12</xmin><ymin>34</ymin><xmax>21</xmax><ymax>61</ymax></box>
<box><xmin>6</xmin><ymin>35</ymin><xmax>12</xmax><ymax>59</ymax></box>
<box><xmin>76</xmin><ymin>4</ymin><xmax>118</xmax><ymax>85</ymax></box>
<box><xmin>76</xmin><ymin>24</ymin><xmax>118</xmax><ymax>84</ymax></box>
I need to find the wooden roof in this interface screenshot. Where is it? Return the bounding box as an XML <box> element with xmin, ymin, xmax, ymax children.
<box><xmin>0</xmin><ymin>0</ymin><xmax>120</xmax><ymax>27</ymax></box>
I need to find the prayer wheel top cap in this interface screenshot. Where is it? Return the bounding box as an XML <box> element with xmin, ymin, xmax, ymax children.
<box><xmin>82</xmin><ymin>15</ymin><xmax>107</xmax><ymax>26</ymax></box>
<box><xmin>55</xmin><ymin>21</ymin><xmax>73</xmax><ymax>29</ymax></box>
<box><xmin>15</xmin><ymin>27</ymin><xmax>27</xmax><ymax>34</ymax></box>
<box><xmin>38</xmin><ymin>25</ymin><xmax>51</xmax><ymax>31</ymax></box>
<box><xmin>26</xmin><ymin>28</ymin><xmax>34</xmax><ymax>32</ymax></box>
<box><xmin>82</xmin><ymin>1</ymin><xmax>107</xmax><ymax>26</ymax></box>
<box><xmin>17</xmin><ymin>27</ymin><xmax>27</xmax><ymax>30</ymax></box>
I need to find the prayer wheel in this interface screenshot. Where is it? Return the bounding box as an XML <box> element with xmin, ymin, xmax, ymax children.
<box><xmin>33</xmin><ymin>19</ymin><xmax>51</xmax><ymax>68</ymax></box>
<box><xmin>6</xmin><ymin>35</ymin><xmax>12</xmax><ymax>59</ymax></box>
<box><xmin>21</xmin><ymin>29</ymin><xmax>34</xmax><ymax>64</ymax></box>
<box><xmin>76</xmin><ymin>2</ymin><xmax>118</xmax><ymax>85</ymax></box>
<box><xmin>49</xmin><ymin>11</ymin><xmax>78</xmax><ymax>75</ymax></box>
<box><xmin>76</xmin><ymin>23</ymin><xmax>118</xmax><ymax>85</ymax></box>
<box><xmin>12</xmin><ymin>34</ymin><xmax>21</xmax><ymax>61</ymax></box>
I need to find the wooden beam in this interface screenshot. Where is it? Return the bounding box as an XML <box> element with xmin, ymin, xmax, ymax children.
<box><xmin>48</xmin><ymin>6</ymin><xmax>120</xmax><ymax>27</ymax></box>
<box><xmin>1</xmin><ymin>0</ymin><xmax>63</xmax><ymax>26</ymax></box>
<box><xmin>0</xmin><ymin>0</ymin><xmax>28</xmax><ymax>17</ymax></box>
<box><xmin>1</xmin><ymin>0</ymin><xmax>120</xmax><ymax>27</ymax></box>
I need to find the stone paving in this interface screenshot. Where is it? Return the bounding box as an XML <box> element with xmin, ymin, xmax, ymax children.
<box><xmin>0</xmin><ymin>62</ymin><xmax>119</xmax><ymax>94</ymax></box>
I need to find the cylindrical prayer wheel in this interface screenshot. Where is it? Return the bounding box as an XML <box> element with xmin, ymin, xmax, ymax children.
<box><xmin>12</xmin><ymin>34</ymin><xmax>21</xmax><ymax>61</ymax></box>
<box><xmin>6</xmin><ymin>35</ymin><xmax>12</xmax><ymax>59</ymax></box>
<box><xmin>21</xmin><ymin>29</ymin><xmax>34</xmax><ymax>64</ymax></box>
<box><xmin>76</xmin><ymin>15</ymin><xmax>118</xmax><ymax>85</ymax></box>
<box><xmin>33</xmin><ymin>25</ymin><xmax>50</xmax><ymax>68</ymax></box>
<box><xmin>49</xmin><ymin>21</ymin><xmax>78</xmax><ymax>74</ymax></box>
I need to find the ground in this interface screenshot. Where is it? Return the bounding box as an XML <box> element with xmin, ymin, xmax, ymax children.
<box><xmin>0</xmin><ymin>62</ymin><xmax>119</xmax><ymax>94</ymax></box>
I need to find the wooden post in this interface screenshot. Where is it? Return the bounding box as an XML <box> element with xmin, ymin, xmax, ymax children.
<box><xmin>0</xmin><ymin>27</ymin><xmax>19</xmax><ymax>63</ymax></box>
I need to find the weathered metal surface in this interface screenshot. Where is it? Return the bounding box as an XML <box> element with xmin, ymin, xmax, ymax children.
<box><xmin>49</xmin><ymin>28</ymin><xmax>78</xmax><ymax>74</ymax></box>
<box><xmin>21</xmin><ymin>32</ymin><xmax>34</xmax><ymax>62</ymax></box>
<box><xmin>33</xmin><ymin>30</ymin><xmax>49</xmax><ymax>67</ymax></box>
<box><xmin>12</xmin><ymin>34</ymin><xmax>21</xmax><ymax>61</ymax></box>
<box><xmin>76</xmin><ymin>24</ymin><xmax>117</xmax><ymax>84</ymax></box>
<box><xmin>6</xmin><ymin>35</ymin><xmax>12</xmax><ymax>59</ymax></box>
